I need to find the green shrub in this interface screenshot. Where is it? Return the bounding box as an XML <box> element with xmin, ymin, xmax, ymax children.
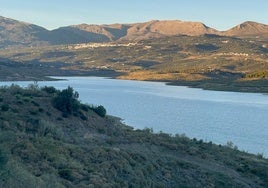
<box><xmin>9</xmin><ymin>84</ymin><xmax>23</xmax><ymax>95</ymax></box>
<box><xmin>0</xmin><ymin>150</ymin><xmax>7</xmax><ymax>168</ymax></box>
<box><xmin>38</xmin><ymin>120</ymin><xmax>63</xmax><ymax>139</ymax></box>
<box><xmin>41</xmin><ymin>86</ymin><xmax>58</xmax><ymax>94</ymax></box>
<box><xmin>79</xmin><ymin>112</ymin><xmax>88</xmax><ymax>120</ymax></box>
<box><xmin>62</xmin><ymin>112</ymin><xmax>68</xmax><ymax>118</ymax></box>
<box><xmin>80</xmin><ymin>104</ymin><xmax>89</xmax><ymax>112</ymax></box>
<box><xmin>17</xmin><ymin>100</ymin><xmax>23</xmax><ymax>105</ymax></box>
<box><xmin>58</xmin><ymin>169</ymin><xmax>75</xmax><ymax>181</ymax></box>
<box><xmin>1</xmin><ymin>104</ymin><xmax>9</xmax><ymax>112</ymax></box>
<box><xmin>23</xmin><ymin>97</ymin><xmax>31</xmax><ymax>102</ymax></box>
<box><xmin>53</xmin><ymin>86</ymin><xmax>80</xmax><ymax>114</ymax></box>
<box><xmin>38</xmin><ymin>108</ymin><xmax>44</xmax><ymax>113</ymax></box>
<box><xmin>92</xmin><ymin>105</ymin><xmax>106</xmax><ymax>117</ymax></box>
<box><xmin>31</xmin><ymin>100</ymin><xmax>40</xmax><ymax>107</ymax></box>
<box><xmin>29</xmin><ymin>110</ymin><xmax>38</xmax><ymax>115</ymax></box>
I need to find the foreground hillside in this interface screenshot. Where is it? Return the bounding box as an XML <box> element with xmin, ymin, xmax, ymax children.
<box><xmin>0</xmin><ymin>85</ymin><xmax>267</xmax><ymax>187</ymax></box>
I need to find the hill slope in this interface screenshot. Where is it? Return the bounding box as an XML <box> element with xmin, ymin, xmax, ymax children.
<box><xmin>120</xmin><ymin>20</ymin><xmax>218</xmax><ymax>40</ymax></box>
<box><xmin>0</xmin><ymin>85</ymin><xmax>267</xmax><ymax>187</ymax></box>
<box><xmin>223</xmin><ymin>21</ymin><xmax>268</xmax><ymax>38</ymax></box>
<box><xmin>0</xmin><ymin>16</ymin><xmax>50</xmax><ymax>47</ymax></box>
<box><xmin>52</xmin><ymin>20</ymin><xmax>218</xmax><ymax>43</ymax></box>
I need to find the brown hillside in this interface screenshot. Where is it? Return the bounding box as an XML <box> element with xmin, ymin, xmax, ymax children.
<box><xmin>73</xmin><ymin>23</ymin><xmax>131</xmax><ymax>41</ymax></box>
<box><xmin>146</xmin><ymin>20</ymin><xmax>218</xmax><ymax>36</ymax></box>
<box><xmin>70</xmin><ymin>20</ymin><xmax>219</xmax><ymax>41</ymax></box>
<box><xmin>122</xmin><ymin>20</ymin><xmax>219</xmax><ymax>40</ymax></box>
<box><xmin>224</xmin><ymin>21</ymin><xmax>268</xmax><ymax>38</ymax></box>
<box><xmin>0</xmin><ymin>16</ymin><xmax>50</xmax><ymax>46</ymax></box>
<box><xmin>72</xmin><ymin>24</ymin><xmax>115</xmax><ymax>40</ymax></box>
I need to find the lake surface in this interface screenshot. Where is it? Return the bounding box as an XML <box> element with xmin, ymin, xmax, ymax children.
<box><xmin>1</xmin><ymin>77</ymin><xmax>268</xmax><ymax>156</ymax></box>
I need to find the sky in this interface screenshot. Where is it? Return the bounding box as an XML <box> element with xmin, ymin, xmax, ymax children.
<box><xmin>0</xmin><ymin>0</ymin><xmax>267</xmax><ymax>31</ymax></box>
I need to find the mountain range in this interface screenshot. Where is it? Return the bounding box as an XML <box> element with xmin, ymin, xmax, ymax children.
<box><xmin>0</xmin><ymin>16</ymin><xmax>268</xmax><ymax>47</ymax></box>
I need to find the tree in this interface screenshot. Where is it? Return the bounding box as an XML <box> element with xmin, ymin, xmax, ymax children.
<box><xmin>53</xmin><ymin>86</ymin><xmax>80</xmax><ymax>114</ymax></box>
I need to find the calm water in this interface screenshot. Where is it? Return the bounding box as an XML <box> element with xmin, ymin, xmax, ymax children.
<box><xmin>1</xmin><ymin>77</ymin><xmax>268</xmax><ymax>156</ymax></box>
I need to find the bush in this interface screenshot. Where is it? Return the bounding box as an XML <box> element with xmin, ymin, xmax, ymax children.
<box><xmin>80</xmin><ymin>104</ymin><xmax>89</xmax><ymax>112</ymax></box>
<box><xmin>52</xmin><ymin>86</ymin><xmax>107</xmax><ymax>117</ymax></box>
<box><xmin>79</xmin><ymin>112</ymin><xmax>88</xmax><ymax>120</ymax></box>
<box><xmin>93</xmin><ymin>105</ymin><xmax>106</xmax><ymax>117</ymax></box>
<box><xmin>58</xmin><ymin>169</ymin><xmax>75</xmax><ymax>181</ymax></box>
<box><xmin>41</xmin><ymin>86</ymin><xmax>58</xmax><ymax>94</ymax></box>
<box><xmin>0</xmin><ymin>150</ymin><xmax>7</xmax><ymax>168</ymax></box>
<box><xmin>27</xmin><ymin>81</ymin><xmax>39</xmax><ymax>91</ymax></box>
<box><xmin>53</xmin><ymin>86</ymin><xmax>80</xmax><ymax>114</ymax></box>
<box><xmin>1</xmin><ymin>104</ymin><xmax>9</xmax><ymax>112</ymax></box>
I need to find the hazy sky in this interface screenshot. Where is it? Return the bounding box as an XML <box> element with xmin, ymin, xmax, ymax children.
<box><xmin>0</xmin><ymin>0</ymin><xmax>267</xmax><ymax>30</ymax></box>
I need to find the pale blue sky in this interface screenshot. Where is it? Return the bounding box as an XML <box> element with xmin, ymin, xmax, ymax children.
<box><xmin>0</xmin><ymin>0</ymin><xmax>267</xmax><ymax>31</ymax></box>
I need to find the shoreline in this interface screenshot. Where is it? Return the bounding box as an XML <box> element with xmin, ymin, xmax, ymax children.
<box><xmin>1</xmin><ymin>73</ymin><xmax>268</xmax><ymax>94</ymax></box>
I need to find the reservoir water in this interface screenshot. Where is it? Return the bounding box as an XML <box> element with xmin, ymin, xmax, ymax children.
<box><xmin>1</xmin><ymin>77</ymin><xmax>268</xmax><ymax>156</ymax></box>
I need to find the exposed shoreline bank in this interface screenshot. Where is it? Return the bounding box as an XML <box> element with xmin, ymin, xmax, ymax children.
<box><xmin>1</xmin><ymin>72</ymin><xmax>268</xmax><ymax>94</ymax></box>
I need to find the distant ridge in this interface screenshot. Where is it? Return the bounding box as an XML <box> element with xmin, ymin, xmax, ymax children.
<box><xmin>123</xmin><ymin>20</ymin><xmax>219</xmax><ymax>39</ymax></box>
<box><xmin>59</xmin><ymin>20</ymin><xmax>218</xmax><ymax>42</ymax></box>
<box><xmin>0</xmin><ymin>16</ymin><xmax>50</xmax><ymax>47</ymax></box>
<box><xmin>223</xmin><ymin>21</ymin><xmax>268</xmax><ymax>38</ymax></box>
<box><xmin>0</xmin><ymin>16</ymin><xmax>268</xmax><ymax>47</ymax></box>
